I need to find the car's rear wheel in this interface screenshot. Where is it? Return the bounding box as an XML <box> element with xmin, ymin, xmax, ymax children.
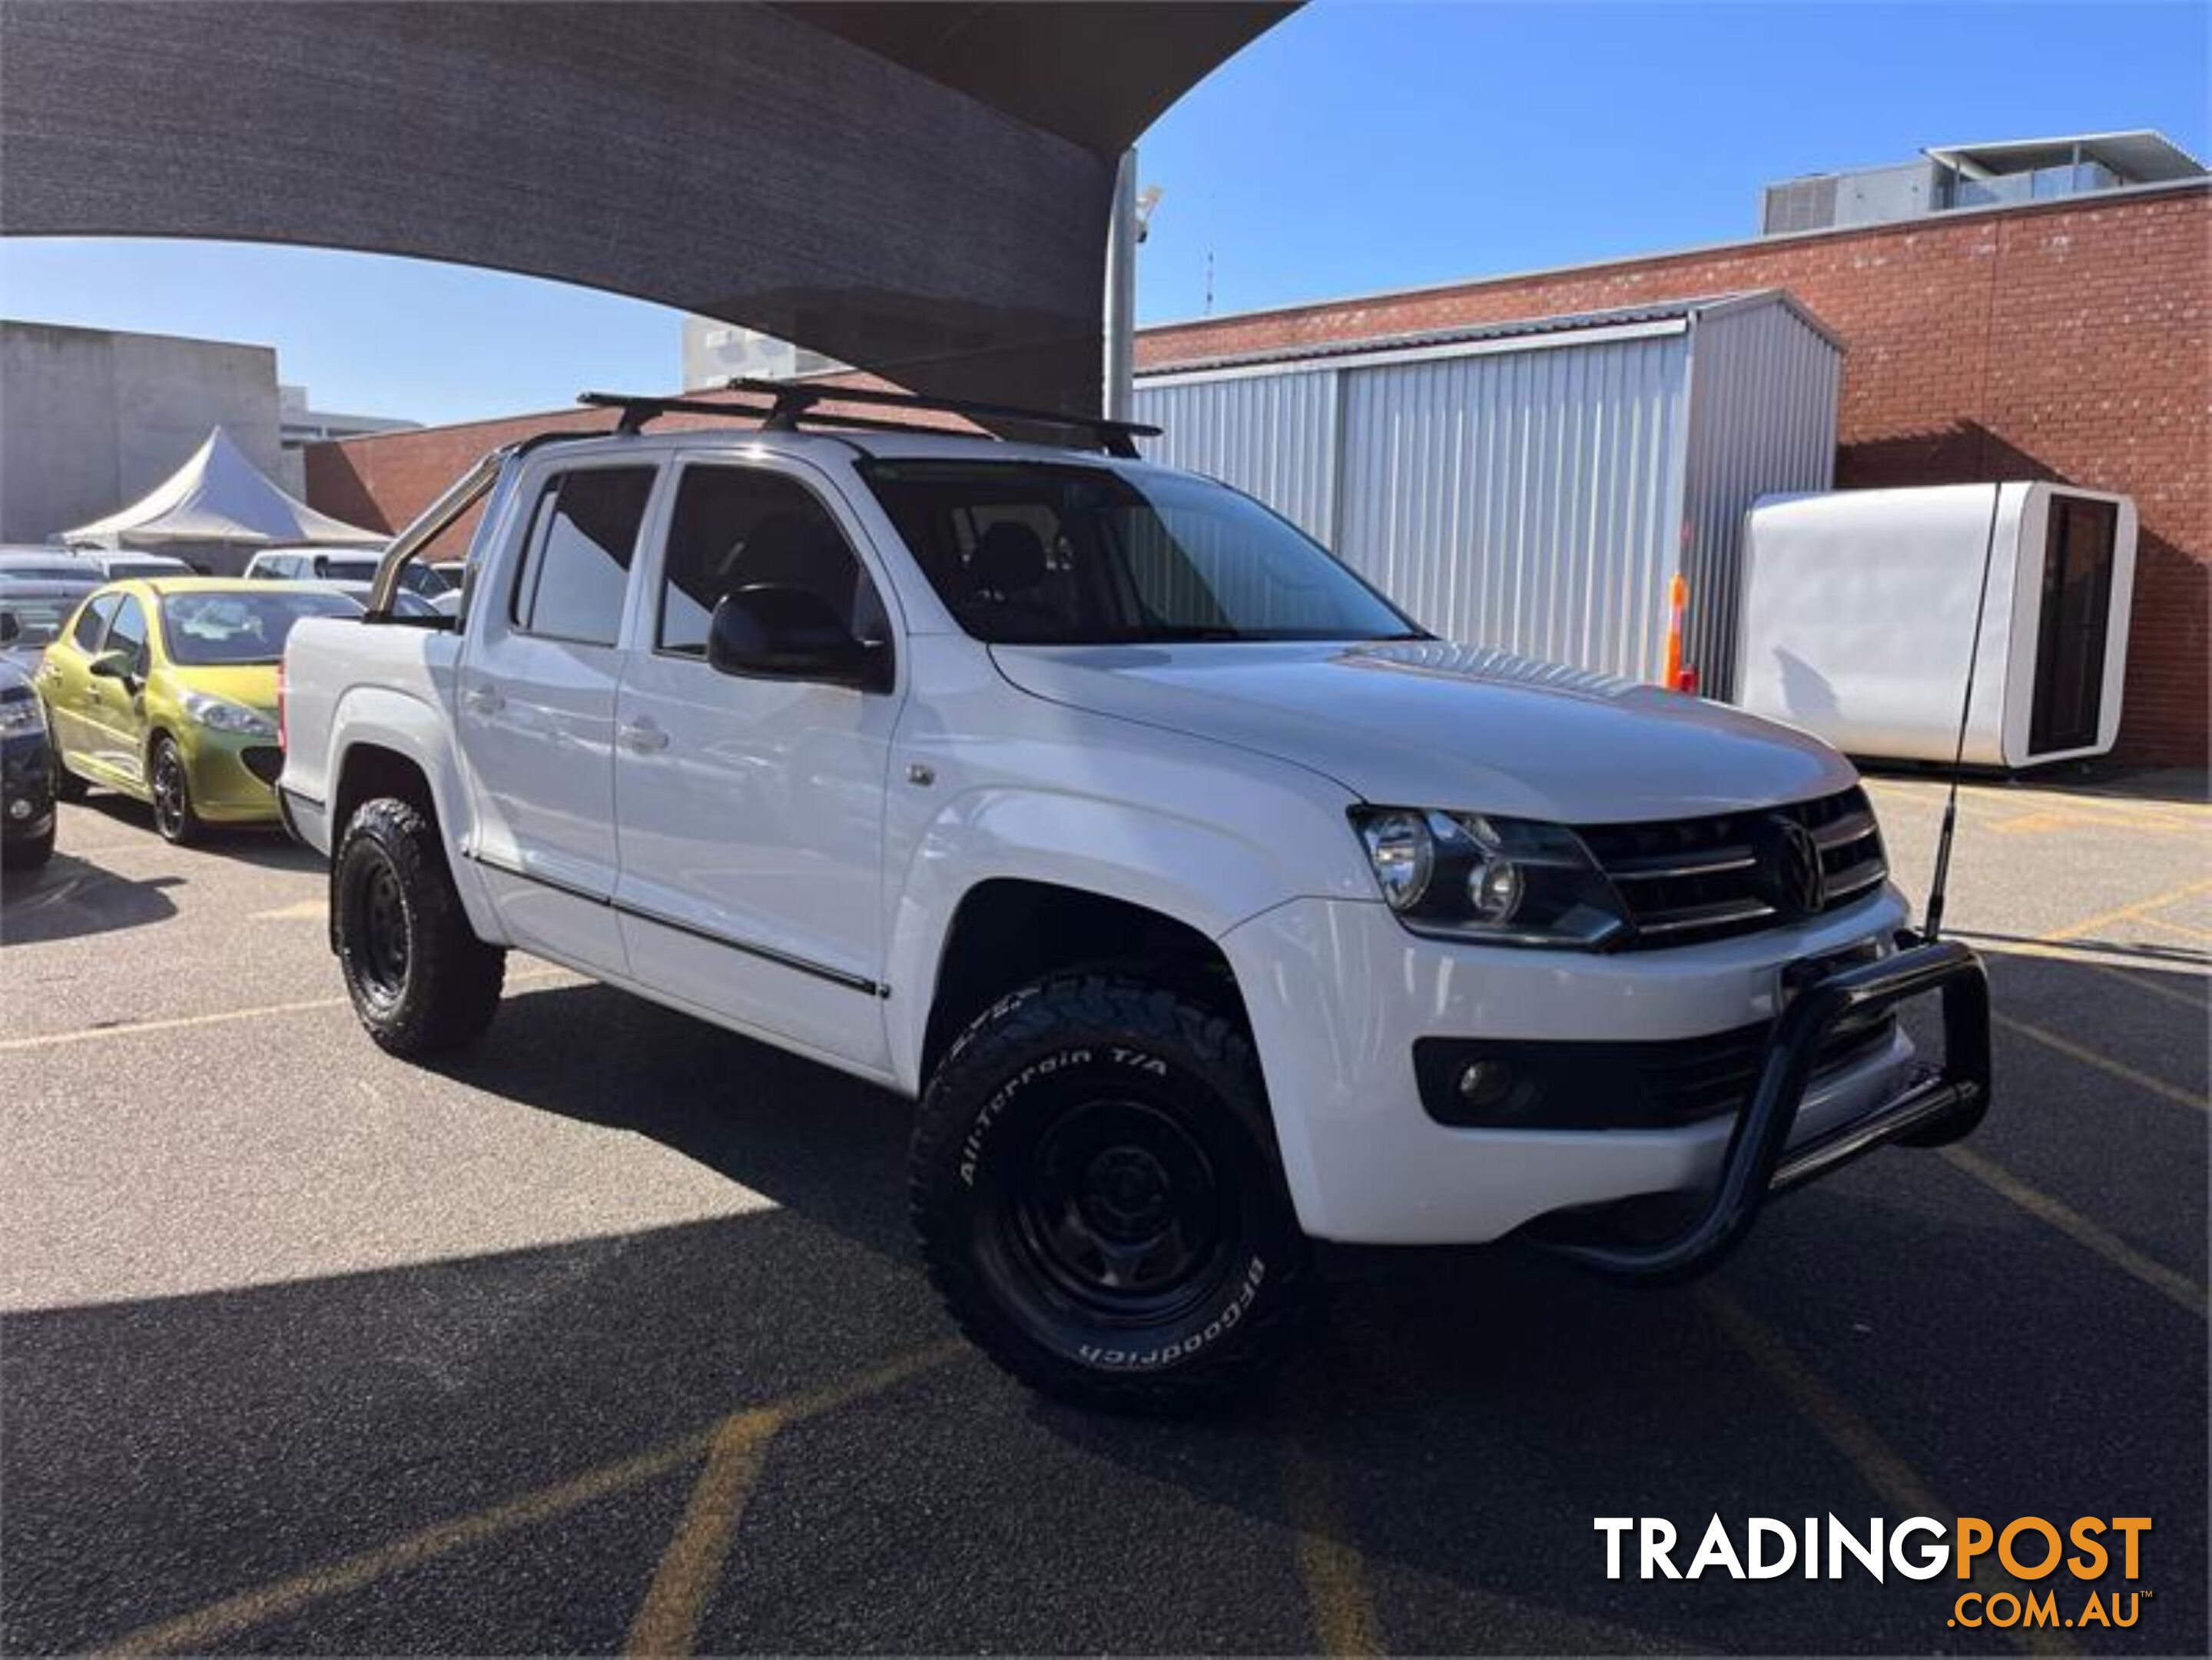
<box><xmin>148</xmin><ymin>734</ymin><xmax>199</xmax><ymax>845</ymax></box>
<box><xmin>333</xmin><ymin>796</ymin><xmax>505</xmax><ymax>1057</ymax></box>
<box><xmin>912</xmin><ymin>973</ymin><xmax>1311</xmax><ymax>1413</ymax></box>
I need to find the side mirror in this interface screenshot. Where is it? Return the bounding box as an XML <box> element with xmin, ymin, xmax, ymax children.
<box><xmin>0</xmin><ymin>613</ymin><xmax>18</xmax><ymax>645</ymax></box>
<box><xmin>706</xmin><ymin>585</ymin><xmax>889</xmax><ymax>692</ymax></box>
<box><xmin>88</xmin><ymin>650</ymin><xmax>130</xmax><ymax>680</ymax></box>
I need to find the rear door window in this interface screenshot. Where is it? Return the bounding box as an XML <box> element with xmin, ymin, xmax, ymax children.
<box><xmin>509</xmin><ymin>467</ymin><xmax>658</xmax><ymax>646</ymax></box>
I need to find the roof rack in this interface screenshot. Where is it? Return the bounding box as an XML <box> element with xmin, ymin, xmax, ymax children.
<box><xmin>574</xmin><ymin>377</ymin><xmax>1160</xmax><ymax>458</ymax></box>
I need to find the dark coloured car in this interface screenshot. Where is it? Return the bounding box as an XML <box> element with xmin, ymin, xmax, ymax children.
<box><xmin>1</xmin><ymin>657</ymin><xmax>55</xmax><ymax>868</ymax></box>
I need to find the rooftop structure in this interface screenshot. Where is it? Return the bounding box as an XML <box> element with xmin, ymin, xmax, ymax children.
<box><xmin>1760</xmin><ymin>128</ymin><xmax>2204</xmax><ymax>234</ymax></box>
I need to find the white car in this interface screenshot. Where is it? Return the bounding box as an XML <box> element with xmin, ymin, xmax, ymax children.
<box><xmin>62</xmin><ymin>549</ymin><xmax>195</xmax><ymax>581</ymax></box>
<box><xmin>277</xmin><ymin>386</ymin><xmax>1990</xmax><ymax>1411</ymax></box>
<box><xmin>247</xmin><ymin>546</ymin><xmax>451</xmax><ymax>603</ymax></box>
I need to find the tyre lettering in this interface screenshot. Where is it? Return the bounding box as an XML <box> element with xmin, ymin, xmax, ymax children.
<box><xmin>1077</xmin><ymin>1256</ymin><xmax>1268</xmax><ymax>1369</ymax></box>
<box><xmin>958</xmin><ymin>1047</ymin><xmax>1093</xmax><ymax>1186</ymax></box>
<box><xmin>1109</xmin><ymin>1047</ymin><xmax>1169</xmax><ymax>1076</ymax></box>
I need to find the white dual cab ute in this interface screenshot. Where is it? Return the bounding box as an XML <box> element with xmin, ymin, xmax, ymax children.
<box><xmin>279</xmin><ymin>379</ymin><xmax>1991</xmax><ymax>1412</ymax></box>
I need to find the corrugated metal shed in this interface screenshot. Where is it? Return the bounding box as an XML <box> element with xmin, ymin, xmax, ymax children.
<box><xmin>1133</xmin><ymin>290</ymin><xmax>1841</xmax><ymax>696</ymax></box>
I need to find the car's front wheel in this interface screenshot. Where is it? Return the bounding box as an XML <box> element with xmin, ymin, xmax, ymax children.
<box><xmin>911</xmin><ymin>973</ymin><xmax>1311</xmax><ymax>1413</ymax></box>
<box><xmin>148</xmin><ymin>734</ymin><xmax>199</xmax><ymax>844</ymax></box>
<box><xmin>333</xmin><ymin>796</ymin><xmax>505</xmax><ymax>1057</ymax></box>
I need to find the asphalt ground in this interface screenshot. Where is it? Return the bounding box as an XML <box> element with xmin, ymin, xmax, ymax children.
<box><xmin>1</xmin><ymin>769</ymin><xmax>2204</xmax><ymax>1655</ymax></box>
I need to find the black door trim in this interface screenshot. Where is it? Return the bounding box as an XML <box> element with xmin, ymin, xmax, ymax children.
<box><xmin>463</xmin><ymin>845</ymin><xmax>889</xmax><ymax>998</ymax></box>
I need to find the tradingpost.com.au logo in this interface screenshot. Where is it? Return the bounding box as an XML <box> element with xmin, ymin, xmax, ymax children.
<box><xmin>1596</xmin><ymin>1515</ymin><xmax>2154</xmax><ymax>1632</ymax></box>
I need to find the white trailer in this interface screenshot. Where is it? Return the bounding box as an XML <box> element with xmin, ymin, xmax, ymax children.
<box><xmin>1737</xmin><ymin>483</ymin><xmax>2136</xmax><ymax>768</ymax></box>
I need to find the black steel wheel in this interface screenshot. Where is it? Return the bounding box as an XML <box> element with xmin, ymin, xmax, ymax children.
<box><xmin>912</xmin><ymin>973</ymin><xmax>1310</xmax><ymax>1414</ymax></box>
<box><xmin>332</xmin><ymin>796</ymin><xmax>505</xmax><ymax>1057</ymax></box>
<box><xmin>148</xmin><ymin>735</ymin><xmax>198</xmax><ymax>845</ymax></box>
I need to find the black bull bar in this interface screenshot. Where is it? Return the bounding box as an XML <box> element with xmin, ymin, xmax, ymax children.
<box><xmin>1547</xmin><ymin>935</ymin><xmax>1991</xmax><ymax>1283</ymax></box>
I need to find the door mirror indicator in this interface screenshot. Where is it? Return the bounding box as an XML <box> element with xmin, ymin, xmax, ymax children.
<box><xmin>706</xmin><ymin>585</ymin><xmax>889</xmax><ymax>692</ymax></box>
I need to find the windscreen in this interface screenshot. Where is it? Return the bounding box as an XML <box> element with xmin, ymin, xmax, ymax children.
<box><xmin>861</xmin><ymin>460</ymin><xmax>1421</xmax><ymax>646</ymax></box>
<box><xmin>0</xmin><ymin>593</ymin><xmax>75</xmax><ymax>647</ymax></box>
<box><xmin>161</xmin><ymin>589</ymin><xmax>360</xmax><ymax>666</ymax></box>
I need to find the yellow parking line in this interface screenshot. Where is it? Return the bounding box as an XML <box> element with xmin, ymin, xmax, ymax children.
<box><xmin>1992</xmin><ymin>1012</ymin><xmax>2207</xmax><ymax>1114</ymax></box>
<box><xmin>98</xmin><ymin>1342</ymin><xmax>962</xmax><ymax>1657</ymax></box>
<box><xmin>1956</xmin><ymin>935</ymin><xmax>2209</xmax><ymax>1009</ymax></box>
<box><xmin>2137</xmin><ymin>912</ymin><xmax>2212</xmax><ymax>945</ymax></box>
<box><xmin>2045</xmin><ymin>878</ymin><xmax>2212</xmax><ymax>945</ymax></box>
<box><xmin>99</xmin><ymin>1433</ymin><xmax>715</xmax><ymax>1656</ymax></box>
<box><xmin>621</xmin><ymin>1341</ymin><xmax>962</xmax><ymax>1657</ymax></box>
<box><xmin>1699</xmin><ymin>1287</ymin><xmax>2069</xmax><ymax>1657</ymax></box>
<box><xmin>0</xmin><ymin>993</ymin><xmax>354</xmax><ymax>1054</ymax></box>
<box><xmin>252</xmin><ymin>898</ymin><xmax>328</xmax><ymax>921</ymax></box>
<box><xmin>1279</xmin><ymin>1438</ymin><xmax>1382</xmax><ymax>1658</ymax></box>
<box><xmin>1939</xmin><ymin>1147</ymin><xmax>2204</xmax><ymax>1318</ymax></box>
<box><xmin>625</xmin><ymin>1411</ymin><xmax>781</xmax><ymax>1656</ymax></box>
<box><xmin>0</xmin><ymin>969</ymin><xmax>572</xmax><ymax>1054</ymax></box>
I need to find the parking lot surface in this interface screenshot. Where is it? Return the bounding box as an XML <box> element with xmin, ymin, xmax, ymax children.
<box><xmin>2</xmin><ymin>772</ymin><xmax>2205</xmax><ymax>1655</ymax></box>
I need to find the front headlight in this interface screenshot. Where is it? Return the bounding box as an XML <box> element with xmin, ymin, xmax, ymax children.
<box><xmin>1351</xmin><ymin>807</ymin><xmax>1628</xmax><ymax>948</ymax></box>
<box><xmin>180</xmin><ymin>691</ymin><xmax>277</xmax><ymax>738</ymax></box>
<box><xmin>0</xmin><ymin>692</ymin><xmax>46</xmax><ymax>737</ymax></box>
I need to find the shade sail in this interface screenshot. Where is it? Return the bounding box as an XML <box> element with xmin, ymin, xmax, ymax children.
<box><xmin>0</xmin><ymin>2</ymin><xmax>1292</xmax><ymax>414</ymax></box>
<box><xmin>65</xmin><ymin>428</ymin><xmax>386</xmax><ymax>549</ymax></box>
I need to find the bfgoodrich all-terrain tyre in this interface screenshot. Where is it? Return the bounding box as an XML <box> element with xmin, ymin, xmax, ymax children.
<box><xmin>912</xmin><ymin>973</ymin><xmax>1311</xmax><ymax>1413</ymax></box>
<box><xmin>333</xmin><ymin>796</ymin><xmax>505</xmax><ymax>1057</ymax></box>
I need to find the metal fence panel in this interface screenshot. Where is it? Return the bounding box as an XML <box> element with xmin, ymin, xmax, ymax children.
<box><xmin>1133</xmin><ymin>370</ymin><xmax>1339</xmax><ymax>542</ymax></box>
<box><xmin>1680</xmin><ymin>301</ymin><xmax>1842</xmax><ymax>699</ymax></box>
<box><xmin>1334</xmin><ymin>333</ymin><xmax>1691</xmax><ymax>680</ymax></box>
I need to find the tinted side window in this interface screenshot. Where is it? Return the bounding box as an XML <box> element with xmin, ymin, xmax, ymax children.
<box><xmin>658</xmin><ymin>466</ymin><xmax>887</xmax><ymax>656</ymax></box>
<box><xmin>71</xmin><ymin>593</ymin><xmax>119</xmax><ymax>651</ymax></box>
<box><xmin>510</xmin><ymin>468</ymin><xmax>656</xmax><ymax>646</ymax></box>
<box><xmin>104</xmin><ymin>596</ymin><xmax>150</xmax><ymax>675</ymax></box>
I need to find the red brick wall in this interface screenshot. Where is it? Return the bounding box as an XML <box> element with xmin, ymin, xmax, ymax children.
<box><xmin>310</xmin><ymin>187</ymin><xmax>2208</xmax><ymax>765</ymax></box>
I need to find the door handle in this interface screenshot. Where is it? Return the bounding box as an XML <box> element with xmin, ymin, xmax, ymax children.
<box><xmin>618</xmin><ymin>718</ymin><xmax>669</xmax><ymax>754</ymax></box>
<box><xmin>463</xmin><ymin>684</ymin><xmax>504</xmax><ymax>716</ymax></box>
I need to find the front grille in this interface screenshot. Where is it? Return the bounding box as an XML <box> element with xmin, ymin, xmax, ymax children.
<box><xmin>1635</xmin><ymin>1010</ymin><xmax>1897</xmax><ymax>1125</ymax></box>
<box><xmin>240</xmin><ymin>745</ymin><xmax>284</xmax><ymax>786</ymax></box>
<box><xmin>1415</xmin><ymin>1009</ymin><xmax>1899</xmax><ymax>1130</ymax></box>
<box><xmin>1577</xmin><ymin>786</ymin><xmax>1887</xmax><ymax>949</ymax></box>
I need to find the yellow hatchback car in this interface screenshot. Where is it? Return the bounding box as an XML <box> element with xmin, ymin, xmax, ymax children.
<box><xmin>38</xmin><ymin>579</ymin><xmax>360</xmax><ymax>842</ymax></box>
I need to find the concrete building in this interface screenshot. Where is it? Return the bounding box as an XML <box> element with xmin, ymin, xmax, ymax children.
<box><xmin>680</xmin><ymin>318</ymin><xmax>847</xmax><ymax>392</ymax></box>
<box><xmin>0</xmin><ymin>320</ymin><xmax>286</xmax><ymax>545</ymax></box>
<box><xmin>0</xmin><ymin>320</ymin><xmax>413</xmax><ymax>540</ymax></box>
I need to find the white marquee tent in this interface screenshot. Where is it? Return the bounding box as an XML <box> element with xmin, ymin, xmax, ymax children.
<box><xmin>65</xmin><ymin>427</ymin><xmax>383</xmax><ymax>570</ymax></box>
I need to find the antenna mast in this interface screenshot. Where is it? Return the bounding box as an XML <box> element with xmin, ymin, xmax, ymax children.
<box><xmin>1921</xmin><ymin>484</ymin><xmax>2006</xmax><ymax>942</ymax></box>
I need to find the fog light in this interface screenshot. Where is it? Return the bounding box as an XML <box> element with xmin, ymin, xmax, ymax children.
<box><xmin>7</xmin><ymin>798</ymin><xmax>28</xmax><ymax>821</ymax></box>
<box><xmin>1458</xmin><ymin>1059</ymin><xmax>1517</xmax><ymax>1111</ymax></box>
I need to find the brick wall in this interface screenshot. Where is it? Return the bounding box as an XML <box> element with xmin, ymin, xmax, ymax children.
<box><xmin>309</xmin><ymin>185</ymin><xmax>2209</xmax><ymax>765</ymax></box>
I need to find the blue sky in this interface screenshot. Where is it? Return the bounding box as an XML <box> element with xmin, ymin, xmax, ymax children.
<box><xmin>3</xmin><ymin>1</ymin><xmax>2203</xmax><ymax>427</ymax></box>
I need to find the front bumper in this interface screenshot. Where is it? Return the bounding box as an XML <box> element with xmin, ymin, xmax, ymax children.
<box><xmin>2</xmin><ymin>730</ymin><xmax>55</xmax><ymax>843</ymax></box>
<box><xmin>1220</xmin><ymin>888</ymin><xmax>1987</xmax><ymax>1250</ymax></box>
<box><xmin>175</xmin><ymin>726</ymin><xmax>285</xmax><ymax>824</ymax></box>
